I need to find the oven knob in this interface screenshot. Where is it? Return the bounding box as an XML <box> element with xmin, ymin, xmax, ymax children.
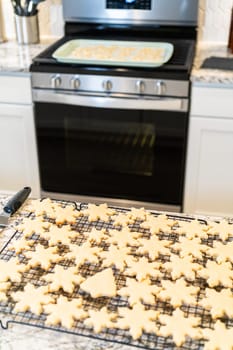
<box><xmin>156</xmin><ymin>80</ymin><xmax>166</xmax><ymax>95</ymax></box>
<box><xmin>51</xmin><ymin>74</ymin><xmax>61</xmax><ymax>89</ymax></box>
<box><xmin>70</xmin><ymin>76</ymin><xmax>81</xmax><ymax>90</ymax></box>
<box><xmin>136</xmin><ymin>80</ymin><xmax>145</xmax><ymax>94</ymax></box>
<box><xmin>102</xmin><ymin>80</ymin><xmax>113</xmax><ymax>92</ymax></box>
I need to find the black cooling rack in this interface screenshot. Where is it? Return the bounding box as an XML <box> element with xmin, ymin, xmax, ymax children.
<box><xmin>0</xmin><ymin>199</ymin><xmax>232</xmax><ymax>350</ymax></box>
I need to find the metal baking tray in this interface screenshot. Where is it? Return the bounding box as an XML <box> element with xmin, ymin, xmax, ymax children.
<box><xmin>52</xmin><ymin>39</ymin><xmax>174</xmax><ymax>67</ymax></box>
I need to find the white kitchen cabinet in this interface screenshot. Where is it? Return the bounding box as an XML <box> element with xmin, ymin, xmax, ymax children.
<box><xmin>0</xmin><ymin>74</ymin><xmax>40</xmax><ymax>197</ymax></box>
<box><xmin>183</xmin><ymin>85</ymin><xmax>233</xmax><ymax>217</ymax></box>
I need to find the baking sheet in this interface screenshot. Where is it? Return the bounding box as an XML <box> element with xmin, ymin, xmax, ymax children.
<box><xmin>52</xmin><ymin>39</ymin><xmax>174</xmax><ymax>67</ymax></box>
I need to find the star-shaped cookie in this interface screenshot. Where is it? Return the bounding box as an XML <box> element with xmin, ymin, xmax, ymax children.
<box><xmin>202</xmin><ymin>321</ymin><xmax>233</xmax><ymax>350</ymax></box>
<box><xmin>12</xmin><ymin>283</ymin><xmax>54</xmax><ymax>315</ymax></box>
<box><xmin>0</xmin><ymin>282</ymin><xmax>10</xmax><ymax>302</ymax></box>
<box><xmin>163</xmin><ymin>254</ymin><xmax>201</xmax><ymax>281</ymax></box>
<box><xmin>84</xmin><ymin>307</ymin><xmax>117</xmax><ymax>333</ymax></box>
<box><xmin>106</xmin><ymin>227</ymin><xmax>141</xmax><ymax>248</ymax></box>
<box><xmin>82</xmin><ymin>203</ymin><xmax>115</xmax><ymax>222</ymax></box>
<box><xmin>207</xmin><ymin>241</ymin><xmax>233</xmax><ymax>264</ymax></box>
<box><xmin>159</xmin><ymin>309</ymin><xmax>202</xmax><ymax>346</ymax></box>
<box><xmin>65</xmin><ymin>242</ymin><xmax>101</xmax><ymax>267</ymax></box>
<box><xmin>140</xmin><ymin>214</ymin><xmax>175</xmax><ymax>234</ymax></box>
<box><xmin>117</xmin><ymin>277</ymin><xmax>160</xmax><ymax>306</ymax></box>
<box><xmin>112</xmin><ymin>213</ymin><xmax>134</xmax><ymax>227</ymax></box>
<box><xmin>199</xmin><ymin>288</ymin><xmax>233</xmax><ymax>319</ymax></box>
<box><xmin>84</xmin><ymin>228</ymin><xmax>107</xmax><ymax>244</ymax></box>
<box><xmin>125</xmin><ymin>257</ymin><xmax>162</xmax><ymax>281</ymax></box>
<box><xmin>172</xmin><ymin>237</ymin><xmax>208</xmax><ymax>260</ymax></box>
<box><xmin>0</xmin><ymin>258</ymin><xmax>27</xmax><ymax>282</ymax></box>
<box><xmin>8</xmin><ymin>237</ymin><xmax>34</xmax><ymax>254</ymax></box>
<box><xmin>15</xmin><ymin>217</ymin><xmax>51</xmax><ymax>238</ymax></box>
<box><xmin>42</xmin><ymin>265</ymin><xmax>84</xmax><ymax>294</ymax></box>
<box><xmin>127</xmin><ymin>207</ymin><xmax>148</xmax><ymax>221</ymax></box>
<box><xmin>24</xmin><ymin>244</ymin><xmax>61</xmax><ymax>270</ymax></box>
<box><xmin>137</xmin><ymin>236</ymin><xmax>172</xmax><ymax>260</ymax></box>
<box><xmin>116</xmin><ymin>303</ymin><xmax>159</xmax><ymax>340</ymax></box>
<box><xmin>50</xmin><ymin>204</ymin><xmax>82</xmax><ymax>224</ymax></box>
<box><xmin>175</xmin><ymin>220</ymin><xmax>209</xmax><ymax>239</ymax></box>
<box><xmin>40</xmin><ymin>224</ymin><xmax>77</xmax><ymax>246</ymax></box>
<box><xmin>100</xmin><ymin>245</ymin><xmax>135</xmax><ymax>271</ymax></box>
<box><xmin>207</xmin><ymin>219</ymin><xmax>233</xmax><ymax>240</ymax></box>
<box><xmin>23</xmin><ymin>198</ymin><xmax>58</xmax><ymax>217</ymax></box>
<box><xmin>197</xmin><ymin>260</ymin><xmax>233</xmax><ymax>288</ymax></box>
<box><xmin>158</xmin><ymin>278</ymin><xmax>199</xmax><ymax>307</ymax></box>
<box><xmin>80</xmin><ymin>268</ymin><xmax>117</xmax><ymax>298</ymax></box>
<box><xmin>44</xmin><ymin>295</ymin><xmax>87</xmax><ymax>329</ymax></box>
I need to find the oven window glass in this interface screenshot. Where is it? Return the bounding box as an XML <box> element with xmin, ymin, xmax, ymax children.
<box><xmin>35</xmin><ymin>102</ymin><xmax>187</xmax><ymax>206</ymax></box>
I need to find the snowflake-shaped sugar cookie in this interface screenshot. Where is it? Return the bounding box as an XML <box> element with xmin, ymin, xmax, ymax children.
<box><xmin>100</xmin><ymin>245</ymin><xmax>135</xmax><ymax>271</ymax></box>
<box><xmin>125</xmin><ymin>257</ymin><xmax>162</xmax><ymax>281</ymax></box>
<box><xmin>158</xmin><ymin>278</ymin><xmax>199</xmax><ymax>307</ymax></box>
<box><xmin>42</xmin><ymin>265</ymin><xmax>84</xmax><ymax>294</ymax></box>
<box><xmin>106</xmin><ymin>227</ymin><xmax>141</xmax><ymax>248</ymax></box>
<box><xmin>44</xmin><ymin>295</ymin><xmax>87</xmax><ymax>329</ymax></box>
<box><xmin>8</xmin><ymin>237</ymin><xmax>34</xmax><ymax>254</ymax></box>
<box><xmin>84</xmin><ymin>228</ymin><xmax>107</xmax><ymax>244</ymax></box>
<box><xmin>207</xmin><ymin>220</ymin><xmax>233</xmax><ymax>240</ymax></box>
<box><xmin>159</xmin><ymin>309</ymin><xmax>202</xmax><ymax>346</ymax></box>
<box><xmin>197</xmin><ymin>260</ymin><xmax>233</xmax><ymax>288</ymax></box>
<box><xmin>80</xmin><ymin>268</ymin><xmax>117</xmax><ymax>298</ymax></box>
<box><xmin>116</xmin><ymin>303</ymin><xmax>159</xmax><ymax>340</ymax></box>
<box><xmin>112</xmin><ymin>213</ymin><xmax>134</xmax><ymax>227</ymax></box>
<box><xmin>202</xmin><ymin>321</ymin><xmax>233</xmax><ymax>350</ymax></box>
<box><xmin>140</xmin><ymin>214</ymin><xmax>175</xmax><ymax>234</ymax></box>
<box><xmin>82</xmin><ymin>203</ymin><xmax>115</xmax><ymax>222</ymax></box>
<box><xmin>0</xmin><ymin>282</ymin><xmax>10</xmax><ymax>302</ymax></box>
<box><xmin>65</xmin><ymin>242</ymin><xmax>101</xmax><ymax>267</ymax></box>
<box><xmin>40</xmin><ymin>224</ymin><xmax>78</xmax><ymax>246</ymax></box>
<box><xmin>84</xmin><ymin>307</ymin><xmax>117</xmax><ymax>333</ymax></box>
<box><xmin>118</xmin><ymin>277</ymin><xmax>160</xmax><ymax>306</ymax></box>
<box><xmin>127</xmin><ymin>207</ymin><xmax>148</xmax><ymax>221</ymax></box>
<box><xmin>15</xmin><ymin>217</ymin><xmax>51</xmax><ymax>238</ymax></box>
<box><xmin>172</xmin><ymin>237</ymin><xmax>208</xmax><ymax>260</ymax></box>
<box><xmin>199</xmin><ymin>288</ymin><xmax>233</xmax><ymax>319</ymax></box>
<box><xmin>0</xmin><ymin>258</ymin><xmax>27</xmax><ymax>282</ymax></box>
<box><xmin>137</xmin><ymin>236</ymin><xmax>172</xmax><ymax>260</ymax></box>
<box><xmin>24</xmin><ymin>244</ymin><xmax>62</xmax><ymax>270</ymax></box>
<box><xmin>207</xmin><ymin>241</ymin><xmax>233</xmax><ymax>264</ymax></box>
<box><xmin>175</xmin><ymin>220</ymin><xmax>209</xmax><ymax>239</ymax></box>
<box><xmin>50</xmin><ymin>204</ymin><xmax>82</xmax><ymax>225</ymax></box>
<box><xmin>23</xmin><ymin>198</ymin><xmax>59</xmax><ymax>217</ymax></box>
<box><xmin>163</xmin><ymin>255</ymin><xmax>201</xmax><ymax>281</ymax></box>
<box><xmin>12</xmin><ymin>284</ymin><xmax>54</xmax><ymax>315</ymax></box>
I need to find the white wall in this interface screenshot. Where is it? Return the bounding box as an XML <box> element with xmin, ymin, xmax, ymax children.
<box><xmin>1</xmin><ymin>0</ymin><xmax>233</xmax><ymax>44</ymax></box>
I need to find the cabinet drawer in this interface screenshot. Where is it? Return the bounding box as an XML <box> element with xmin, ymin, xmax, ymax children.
<box><xmin>0</xmin><ymin>75</ymin><xmax>32</xmax><ymax>104</ymax></box>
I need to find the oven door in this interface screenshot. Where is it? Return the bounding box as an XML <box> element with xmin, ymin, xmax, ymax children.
<box><xmin>33</xmin><ymin>90</ymin><xmax>189</xmax><ymax>211</ymax></box>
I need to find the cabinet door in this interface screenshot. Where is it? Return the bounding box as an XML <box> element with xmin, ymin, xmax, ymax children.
<box><xmin>0</xmin><ymin>104</ymin><xmax>40</xmax><ymax>197</ymax></box>
<box><xmin>184</xmin><ymin>116</ymin><xmax>233</xmax><ymax>217</ymax></box>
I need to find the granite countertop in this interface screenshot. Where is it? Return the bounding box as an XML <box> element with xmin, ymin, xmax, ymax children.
<box><xmin>191</xmin><ymin>42</ymin><xmax>233</xmax><ymax>85</ymax></box>
<box><xmin>0</xmin><ymin>195</ymin><xmax>133</xmax><ymax>350</ymax></box>
<box><xmin>0</xmin><ymin>39</ymin><xmax>54</xmax><ymax>74</ymax></box>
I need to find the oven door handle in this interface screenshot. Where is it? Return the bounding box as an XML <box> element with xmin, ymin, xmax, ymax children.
<box><xmin>33</xmin><ymin>89</ymin><xmax>188</xmax><ymax>112</ymax></box>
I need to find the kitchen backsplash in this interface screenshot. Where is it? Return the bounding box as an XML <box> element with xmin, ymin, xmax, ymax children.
<box><xmin>1</xmin><ymin>0</ymin><xmax>233</xmax><ymax>44</ymax></box>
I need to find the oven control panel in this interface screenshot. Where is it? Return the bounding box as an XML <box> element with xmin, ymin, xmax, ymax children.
<box><xmin>106</xmin><ymin>0</ymin><xmax>151</xmax><ymax>10</ymax></box>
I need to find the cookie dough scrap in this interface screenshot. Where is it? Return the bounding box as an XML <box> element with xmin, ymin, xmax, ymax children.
<box><xmin>159</xmin><ymin>309</ymin><xmax>202</xmax><ymax>346</ymax></box>
<box><xmin>125</xmin><ymin>257</ymin><xmax>162</xmax><ymax>282</ymax></box>
<box><xmin>106</xmin><ymin>227</ymin><xmax>141</xmax><ymax>248</ymax></box>
<box><xmin>137</xmin><ymin>236</ymin><xmax>172</xmax><ymax>260</ymax></box>
<box><xmin>207</xmin><ymin>241</ymin><xmax>233</xmax><ymax>264</ymax></box>
<box><xmin>197</xmin><ymin>260</ymin><xmax>233</xmax><ymax>288</ymax></box>
<box><xmin>158</xmin><ymin>278</ymin><xmax>199</xmax><ymax>307</ymax></box>
<box><xmin>172</xmin><ymin>237</ymin><xmax>208</xmax><ymax>260</ymax></box>
<box><xmin>175</xmin><ymin>219</ymin><xmax>209</xmax><ymax>239</ymax></box>
<box><xmin>12</xmin><ymin>284</ymin><xmax>54</xmax><ymax>315</ymax></box>
<box><xmin>80</xmin><ymin>268</ymin><xmax>117</xmax><ymax>298</ymax></box>
<box><xmin>44</xmin><ymin>295</ymin><xmax>87</xmax><ymax>329</ymax></box>
<box><xmin>65</xmin><ymin>242</ymin><xmax>101</xmax><ymax>267</ymax></box>
<box><xmin>24</xmin><ymin>244</ymin><xmax>62</xmax><ymax>270</ymax></box>
<box><xmin>163</xmin><ymin>254</ymin><xmax>201</xmax><ymax>281</ymax></box>
<box><xmin>207</xmin><ymin>219</ymin><xmax>233</xmax><ymax>240</ymax></box>
<box><xmin>0</xmin><ymin>258</ymin><xmax>27</xmax><ymax>283</ymax></box>
<box><xmin>116</xmin><ymin>303</ymin><xmax>159</xmax><ymax>340</ymax></box>
<box><xmin>202</xmin><ymin>320</ymin><xmax>233</xmax><ymax>350</ymax></box>
<box><xmin>140</xmin><ymin>214</ymin><xmax>175</xmax><ymax>234</ymax></box>
<box><xmin>117</xmin><ymin>277</ymin><xmax>160</xmax><ymax>306</ymax></box>
<box><xmin>100</xmin><ymin>245</ymin><xmax>135</xmax><ymax>272</ymax></box>
<box><xmin>81</xmin><ymin>203</ymin><xmax>116</xmax><ymax>222</ymax></box>
<box><xmin>112</xmin><ymin>213</ymin><xmax>134</xmax><ymax>227</ymax></box>
<box><xmin>84</xmin><ymin>306</ymin><xmax>117</xmax><ymax>333</ymax></box>
<box><xmin>42</xmin><ymin>265</ymin><xmax>84</xmax><ymax>294</ymax></box>
<box><xmin>199</xmin><ymin>288</ymin><xmax>233</xmax><ymax>319</ymax></box>
<box><xmin>40</xmin><ymin>224</ymin><xmax>78</xmax><ymax>246</ymax></box>
<box><xmin>15</xmin><ymin>217</ymin><xmax>51</xmax><ymax>238</ymax></box>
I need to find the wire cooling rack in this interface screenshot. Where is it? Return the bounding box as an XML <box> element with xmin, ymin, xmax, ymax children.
<box><xmin>0</xmin><ymin>199</ymin><xmax>233</xmax><ymax>350</ymax></box>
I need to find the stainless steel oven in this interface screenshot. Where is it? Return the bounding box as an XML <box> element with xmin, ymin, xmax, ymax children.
<box><xmin>30</xmin><ymin>0</ymin><xmax>199</xmax><ymax>212</ymax></box>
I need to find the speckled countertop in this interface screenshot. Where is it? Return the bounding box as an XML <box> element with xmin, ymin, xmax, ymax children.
<box><xmin>191</xmin><ymin>42</ymin><xmax>233</xmax><ymax>85</ymax></box>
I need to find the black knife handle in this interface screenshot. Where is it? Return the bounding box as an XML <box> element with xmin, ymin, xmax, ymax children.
<box><xmin>3</xmin><ymin>187</ymin><xmax>31</xmax><ymax>215</ymax></box>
